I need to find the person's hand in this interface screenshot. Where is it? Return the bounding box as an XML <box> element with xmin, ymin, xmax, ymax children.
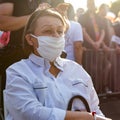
<box><xmin>80</xmin><ymin>112</ymin><xmax>112</xmax><ymax>120</ymax></box>
<box><xmin>95</xmin><ymin>114</ymin><xmax>112</xmax><ymax>120</ymax></box>
<box><xmin>92</xmin><ymin>41</ymin><xmax>101</xmax><ymax>51</ymax></box>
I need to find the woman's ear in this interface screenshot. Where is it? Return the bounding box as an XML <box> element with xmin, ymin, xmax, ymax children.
<box><xmin>25</xmin><ymin>34</ymin><xmax>34</xmax><ymax>46</ymax></box>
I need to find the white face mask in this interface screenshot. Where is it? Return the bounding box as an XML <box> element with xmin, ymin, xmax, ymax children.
<box><xmin>31</xmin><ymin>34</ymin><xmax>65</xmax><ymax>62</ymax></box>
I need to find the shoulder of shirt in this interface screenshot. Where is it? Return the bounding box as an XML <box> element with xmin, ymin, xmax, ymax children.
<box><xmin>70</xmin><ymin>20</ymin><xmax>81</xmax><ymax>26</ymax></box>
<box><xmin>61</xmin><ymin>58</ymin><xmax>92</xmax><ymax>82</ymax></box>
<box><xmin>7</xmin><ymin>59</ymin><xmax>27</xmax><ymax>71</ymax></box>
<box><xmin>69</xmin><ymin>21</ymin><xmax>82</xmax><ymax>33</ymax></box>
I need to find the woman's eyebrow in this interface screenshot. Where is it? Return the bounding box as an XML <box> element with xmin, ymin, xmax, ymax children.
<box><xmin>41</xmin><ymin>25</ymin><xmax>64</xmax><ymax>29</ymax></box>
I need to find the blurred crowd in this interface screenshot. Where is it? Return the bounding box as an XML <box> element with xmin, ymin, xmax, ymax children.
<box><xmin>75</xmin><ymin>0</ymin><xmax>120</xmax><ymax>94</ymax></box>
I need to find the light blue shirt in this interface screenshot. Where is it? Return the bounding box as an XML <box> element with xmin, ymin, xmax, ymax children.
<box><xmin>5</xmin><ymin>54</ymin><xmax>104</xmax><ymax>120</ymax></box>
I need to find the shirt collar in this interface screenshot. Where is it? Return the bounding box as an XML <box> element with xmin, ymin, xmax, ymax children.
<box><xmin>29</xmin><ymin>54</ymin><xmax>64</xmax><ymax>71</ymax></box>
<box><xmin>54</xmin><ymin>57</ymin><xmax>64</xmax><ymax>71</ymax></box>
<box><xmin>29</xmin><ymin>53</ymin><xmax>45</xmax><ymax>67</ymax></box>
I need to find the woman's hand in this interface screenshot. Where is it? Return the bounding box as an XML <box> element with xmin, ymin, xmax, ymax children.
<box><xmin>65</xmin><ymin>111</ymin><xmax>93</xmax><ymax>120</ymax></box>
<box><xmin>95</xmin><ymin>114</ymin><xmax>112</xmax><ymax>120</ymax></box>
<box><xmin>65</xmin><ymin>111</ymin><xmax>112</xmax><ymax>120</ymax></box>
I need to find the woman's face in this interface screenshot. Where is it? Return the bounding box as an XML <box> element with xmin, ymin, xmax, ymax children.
<box><xmin>26</xmin><ymin>15</ymin><xmax>65</xmax><ymax>55</ymax></box>
<box><xmin>34</xmin><ymin>16</ymin><xmax>65</xmax><ymax>37</ymax></box>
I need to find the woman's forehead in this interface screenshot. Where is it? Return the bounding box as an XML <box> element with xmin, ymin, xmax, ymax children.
<box><xmin>36</xmin><ymin>16</ymin><xmax>64</xmax><ymax>26</ymax></box>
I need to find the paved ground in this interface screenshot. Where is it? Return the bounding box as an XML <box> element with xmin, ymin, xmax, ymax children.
<box><xmin>99</xmin><ymin>95</ymin><xmax>120</xmax><ymax>120</ymax></box>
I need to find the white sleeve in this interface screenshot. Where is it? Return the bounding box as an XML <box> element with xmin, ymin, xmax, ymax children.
<box><xmin>72</xmin><ymin>22</ymin><xmax>83</xmax><ymax>42</ymax></box>
<box><xmin>88</xmin><ymin>78</ymin><xmax>104</xmax><ymax>117</ymax></box>
<box><xmin>5</xmin><ymin>68</ymin><xmax>66</xmax><ymax>120</ymax></box>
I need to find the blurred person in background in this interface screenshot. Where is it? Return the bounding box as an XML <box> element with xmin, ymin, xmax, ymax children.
<box><xmin>56</xmin><ymin>3</ymin><xmax>83</xmax><ymax>65</ymax></box>
<box><xmin>97</xmin><ymin>3</ymin><xmax>116</xmax><ymax>54</ymax></box>
<box><xmin>78</xmin><ymin>0</ymin><xmax>112</xmax><ymax>93</ymax></box>
<box><xmin>78</xmin><ymin>0</ymin><xmax>105</xmax><ymax>50</ymax></box>
<box><xmin>76</xmin><ymin>7</ymin><xmax>85</xmax><ymax>22</ymax></box>
<box><xmin>0</xmin><ymin>0</ymin><xmax>46</xmax><ymax>112</ymax></box>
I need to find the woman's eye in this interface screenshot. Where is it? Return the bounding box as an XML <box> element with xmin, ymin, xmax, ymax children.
<box><xmin>58</xmin><ymin>31</ymin><xmax>63</xmax><ymax>35</ymax></box>
<box><xmin>44</xmin><ymin>30</ymin><xmax>51</xmax><ymax>33</ymax></box>
<box><xmin>41</xmin><ymin>30</ymin><xmax>52</xmax><ymax>34</ymax></box>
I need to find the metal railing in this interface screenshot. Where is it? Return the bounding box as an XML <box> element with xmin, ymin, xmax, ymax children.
<box><xmin>82</xmin><ymin>49</ymin><xmax>120</xmax><ymax>96</ymax></box>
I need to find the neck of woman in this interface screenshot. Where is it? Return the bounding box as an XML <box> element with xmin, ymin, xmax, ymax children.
<box><xmin>49</xmin><ymin>62</ymin><xmax>60</xmax><ymax>77</ymax></box>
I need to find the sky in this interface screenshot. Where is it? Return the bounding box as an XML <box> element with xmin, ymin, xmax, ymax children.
<box><xmin>64</xmin><ymin>0</ymin><xmax>117</xmax><ymax>12</ymax></box>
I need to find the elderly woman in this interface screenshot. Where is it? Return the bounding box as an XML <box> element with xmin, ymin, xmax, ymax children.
<box><xmin>4</xmin><ymin>8</ymin><xmax>111</xmax><ymax>120</ymax></box>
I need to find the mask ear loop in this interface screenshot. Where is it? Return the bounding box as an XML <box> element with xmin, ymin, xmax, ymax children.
<box><xmin>30</xmin><ymin>34</ymin><xmax>38</xmax><ymax>39</ymax></box>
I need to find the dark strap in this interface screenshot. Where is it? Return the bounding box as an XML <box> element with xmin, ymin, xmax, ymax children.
<box><xmin>67</xmin><ymin>95</ymin><xmax>90</xmax><ymax>112</ymax></box>
<box><xmin>0</xmin><ymin>108</ymin><xmax>4</xmax><ymax>120</ymax></box>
